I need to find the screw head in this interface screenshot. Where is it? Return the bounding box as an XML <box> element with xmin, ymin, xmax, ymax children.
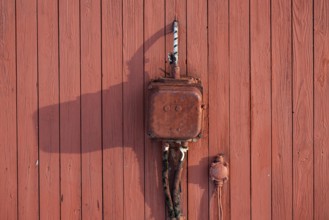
<box><xmin>163</xmin><ymin>105</ymin><xmax>171</xmax><ymax>112</ymax></box>
<box><xmin>147</xmin><ymin>131</ymin><xmax>155</xmax><ymax>138</ymax></box>
<box><xmin>175</xmin><ymin>105</ymin><xmax>182</xmax><ymax>112</ymax></box>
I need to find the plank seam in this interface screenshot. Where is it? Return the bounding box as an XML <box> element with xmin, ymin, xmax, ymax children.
<box><xmin>57</xmin><ymin>0</ymin><xmax>62</xmax><ymax>219</ymax></box>
<box><xmin>163</xmin><ymin>0</ymin><xmax>167</xmax><ymax>218</ymax></box>
<box><xmin>186</xmin><ymin>0</ymin><xmax>188</xmax><ymax>76</ymax></box>
<box><xmin>249</xmin><ymin>0</ymin><xmax>252</xmax><ymax>219</ymax></box>
<box><xmin>228</xmin><ymin>0</ymin><xmax>231</xmax><ymax>218</ymax></box>
<box><xmin>270</xmin><ymin>0</ymin><xmax>273</xmax><ymax>219</ymax></box>
<box><xmin>143</xmin><ymin>0</ymin><xmax>146</xmax><ymax>219</ymax></box>
<box><xmin>291</xmin><ymin>0</ymin><xmax>294</xmax><ymax>218</ymax></box>
<box><xmin>312</xmin><ymin>0</ymin><xmax>315</xmax><ymax>218</ymax></box>
<box><xmin>100</xmin><ymin>0</ymin><xmax>104</xmax><ymax>219</ymax></box>
<box><xmin>206</xmin><ymin>0</ymin><xmax>210</xmax><ymax>218</ymax></box>
<box><xmin>185</xmin><ymin>1</ymin><xmax>188</xmax><ymax>217</ymax></box>
<box><xmin>36</xmin><ymin>0</ymin><xmax>41</xmax><ymax>218</ymax></box>
<box><xmin>15</xmin><ymin>0</ymin><xmax>19</xmax><ymax>218</ymax></box>
<box><xmin>121</xmin><ymin>0</ymin><xmax>125</xmax><ymax>218</ymax></box>
<box><xmin>79</xmin><ymin>0</ymin><xmax>82</xmax><ymax>218</ymax></box>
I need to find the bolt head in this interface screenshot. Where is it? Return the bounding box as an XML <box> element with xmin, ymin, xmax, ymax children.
<box><xmin>175</xmin><ymin>105</ymin><xmax>182</xmax><ymax>112</ymax></box>
<box><xmin>163</xmin><ymin>105</ymin><xmax>171</xmax><ymax>112</ymax></box>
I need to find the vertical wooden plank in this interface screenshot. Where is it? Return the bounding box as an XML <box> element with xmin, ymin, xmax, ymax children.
<box><xmin>38</xmin><ymin>0</ymin><xmax>60</xmax><ymax>219</ymax></box>
<box><xmin>292</xmin><ymin>0</ymin><xmax>313</xmax><ymax>219</ymax></box>
<box><xmin>272</xmin><ymin>0</ymin><xmax>293</xmax><ymax>219</ymax></box>
<box><xmin>144</xmin><ymin>0</ymin><xmax>165</xmax><ymax>219</ymax></box>
<box><xmin>229</xmin><ymin>0</ymin><xmax>251</xmax><ymax>219</ymax></box>
<box><xmin>16</xmin><ymin>0</ymin><xmax>39</xmax><ymax>218</ymax></box>
<box><xmin>314</xmin><ymin>0</ymin><xmax>329</xmax><ymax>219</ymax></box>
<box><xmin>80</xmin><ymin>0</ymin><xmax>102</xmax><ymax>219</ymax></box>
<box><xmin>165</xmin><ymin>1</ymin><xmax>188</xmax><ymax>217</ymax></box>
<box><xmin>208</xmin><ymin>0</ymin><xmax>230</xmax><ymax>219</ymax></box>
<box><xmin>102</xmin><ymin>0</ymin><xmax>124</xmax><ymax>219</ymax></box>
<box><xmin>122</xmin><ymin>0</ymin><xmax>144</xmax><ymax>219</ymax></box>
<box><xmin>59</xmin><ymin>0</ymin><xmax>81</xmax><ymax>219</ymax></box>
<box><xmin>186</xmin><ymin>0</ymin><xmax>209</xmax><ymax>219</ymax></box>
<box><xmin>0</xmin><ymin>0</ymin><xmax>17</xmax><ymax>218</ymax></box>
<box><xmin>250</xmin><ymin>0</ymin><xmax>271</xmax><ymax>219</ymax></box>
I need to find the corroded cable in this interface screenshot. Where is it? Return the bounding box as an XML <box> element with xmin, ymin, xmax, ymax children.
<box><xmin>210</xmin><ymin>154</ymin><xmax>229</xmax><ymax>220</ymax></box>
<box><xmin>172</xmin><ymin>157</ymin><xmax>184</xmax><ymax>219</ymax></box>
<box><xmin>172</xmin><ymin>145</ymin><xmax>188</xmax><ymax>219</ymax></box>
<box><xmin>162</xmin><ymin>142</ymin><xmax>175</xmax><ymax>218</ymax></box>
<box><xmin>168</xmin><ymin>20</ymin><xmax>180</xmax><ymax>79</ymax></box>
<box><xmin>162</xmin><ymin>143</ymin><xmax>188</xmax><ymax>220</ymax></box>
<box><xmin>173</xmin><ymin>20</ymin><xmax>178</xmax><ymax>65</ymax></box>
<box><xmin>217</xmin><ymin>186</ymin><xmax>223</xmax><ymax>220</ymax></box>
<box><xmin>172</xmin><ymin>158</ymin><xmax>184</xmax><ymax>218</ymax></box>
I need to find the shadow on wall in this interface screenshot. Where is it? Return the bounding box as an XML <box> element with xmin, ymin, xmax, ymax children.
<box><xmin>33</xmin><ymin>23</ymin><xmax>209</xmax><ymax>219</ymax></box>
<box><xmin>33</xmin><ymin>24</ymin><xmax>176</xmax><ymax>219</ymax></box>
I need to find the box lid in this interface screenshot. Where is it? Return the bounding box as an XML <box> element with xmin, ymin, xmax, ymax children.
<box><xmin>147</xmin><ymin>78</ymin><xmax>203</xmax><ymax>140</ymax></box>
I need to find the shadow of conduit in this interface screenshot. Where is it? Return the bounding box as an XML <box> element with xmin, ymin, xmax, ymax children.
<box><xmin>33</xmin><ymin>24</ymin><xmax>197</xmax><ymax>219</ymax></box>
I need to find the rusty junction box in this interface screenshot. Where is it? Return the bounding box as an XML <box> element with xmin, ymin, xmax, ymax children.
<box><xmin>147</xmin><ymin>77</ymin><xmax>204</xmax><ymax>141</ymax></box>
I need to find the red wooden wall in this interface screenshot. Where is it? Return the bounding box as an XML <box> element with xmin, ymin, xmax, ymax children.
<box><xmin>0</xmin><ymin>0</ymin><xmax>328</xmax><ymax>219</ymax></box>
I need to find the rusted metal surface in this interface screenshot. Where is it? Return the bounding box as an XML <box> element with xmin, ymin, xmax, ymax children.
<box><xmin>147</xmin><ymin>77</ymin><xmax>204</xmax><ymax>141</ymax></box>
<box><xmin>172</xmin><ymin>66</ymin><xmax>180</xmax><ymax>79</ymax></box>
<box><xmin>210</xmin><ymin>154</ymin><xmax>229</xmax><ymax>188</ymax></box>
<box><xmin>210</xmin><ymin>154</ymin><xmax>229</xmax><ymax>220</ymax></box>
<box><xmin>162</xmin><ymin>142</ymin><xmax>175</xmax><ymax>218</ymax></box>
<box><xmin>162</xmin><ymin>142</ymin><xmax>188</xmax><ymax>220</ymax></box>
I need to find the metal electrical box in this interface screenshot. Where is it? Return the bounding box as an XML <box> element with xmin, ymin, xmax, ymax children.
<box><xmin>147</xmin><ymin>77</ymin><xmax>204</xmax><ymax>141</ymax></box>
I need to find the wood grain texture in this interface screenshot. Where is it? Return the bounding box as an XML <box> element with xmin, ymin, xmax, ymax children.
<box><xmin>186</xmin><ymin>0</ymin><xmax>209</xmax><ymax>219</ymax></box>
<box><xmin>0</xmin><ymin>0</ymin><xmax>17</xmax><ymax>218</ymax></box>
<box><xmin>38</xmin><ymin>0</ymin><xmax>60</xmax><ymax>219</ymax></box>
<box><xmin>208</xmin><ymin>0</ymin><xmax>230</xmax><ymax>219</ymax></box>
<box><xmin>59</xmin><ymin>0</ymin><xmax>81</xmax><ymax>219</ymax></box>
<box><xmin>16</xmin><ymin>0</ymin><xmax>39</xmax><ymax>218</ymax></box>
<box><xmin>271</xmin><ymin>0</ymin><xmax>293</xmax><ymax>219</ymax></box>
<box><xmin>144</xmin><ymin>0</ymin><xmax>165</xmax><ymax>219</ymax></box>
<box><xmin>102</xmin><ymin>0</ymin><xmax>124</xmax><ymax>219</ymax></box>
<box><xmin>122</xmin><ymin>0</ymin><xmax>145</xmax><ymax>219</ymax></box>
<box><xmin>292</xmin><ymin>0</ymin><xmax>314</xmax><ymax>219</ymax></box>
<box><xmin>229</xmin><ymin>0</ymin><xmax>251</xmax><ymax>219</ymax></box>
<box><xmin>250</xmin><ymin>0</ymin><xmax>271</xmax><ymax>219</ymax></box>
<box><xmin>2</xmin><ymin>1</ymin><xmax>328</xmax><ymax>219</ymax></box>
<box><xmin>314</xmin><ymin>0</ymin><xmax>329</xmax><ymax>219</ymax></box>
<box><xmin>80</xmin><ymin>0</ymin><xmax>102</xmax><ymax>219</ymax></box>
<box><xmin>165</xmin><ymin>1</ymin><xmax>188</xmax><ymax>217</ymax></box>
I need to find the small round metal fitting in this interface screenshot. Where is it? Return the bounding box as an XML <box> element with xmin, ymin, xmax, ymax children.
<box><xmin>209</xmin><ymin>154</ymin><xmax>229</xmax><ymax>187</ymax></box>
<box><xmin>147</xmin><ymin>131</ymin><xmax>155</xmax><ymax>138</ymax></box>
<box><xmin>175</xmin><ymin>105</ymin><xmax>182</xmax><ymax>112</ymax></box>
<box><xmin>163</xmin><ymin>105</ymin><xmax>171</xmax><ymax>112</ymax></box>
